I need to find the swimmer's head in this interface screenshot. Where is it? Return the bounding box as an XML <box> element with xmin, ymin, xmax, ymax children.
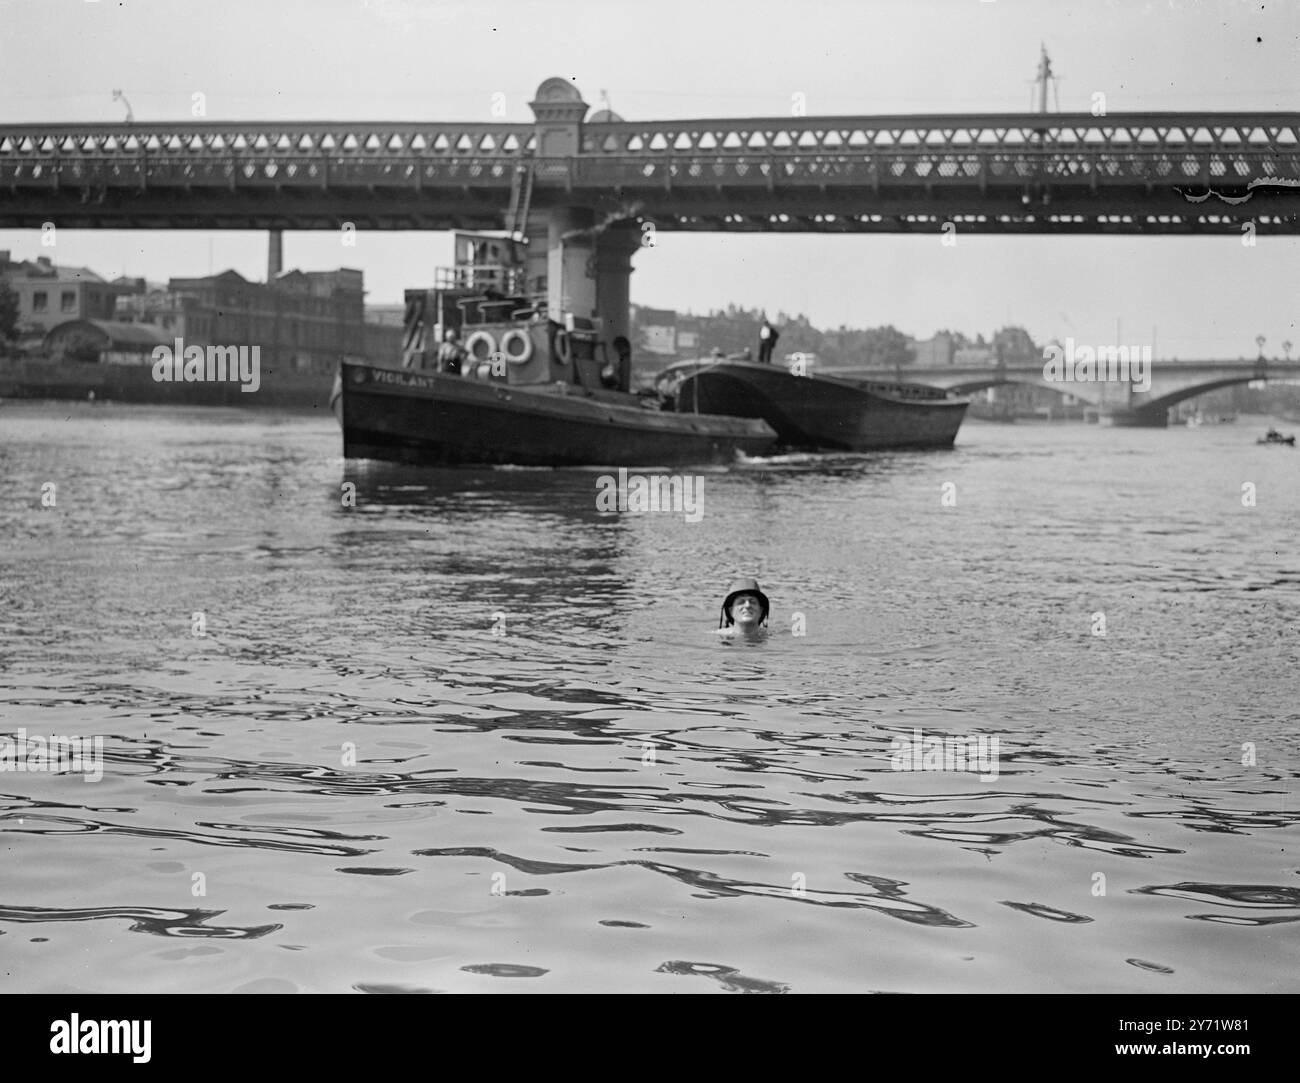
<box><xmin>720</xmin><ymin>577</ymin><xmax>770</xmax><ymax>629</ymax></box>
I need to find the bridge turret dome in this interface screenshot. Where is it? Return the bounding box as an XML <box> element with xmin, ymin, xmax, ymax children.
<box><xmin>529</xmin><ymin>77</ymin><xmax>589</xmax><ymax>123</ymax></box>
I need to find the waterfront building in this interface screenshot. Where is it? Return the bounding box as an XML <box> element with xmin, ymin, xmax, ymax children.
<box><xmin>43</xmin><ymin>319</ymin><xmax>171</xmax><ymax>364</ymax></box>
<box><xmin>113</xmin><ymin>286</ymin><xmax>199</xmax><ymax>338</ymax></box>
<box><xmin>108</xmin><ymin>267</ymin><xmax>403</xmax><ymax>372</ymax></box>
<box><xmin>910</xmin><ymin>332</ymin><xmax>956</xmax><ymax>367</ymax></box>
<box><xmin>953</xmin><ymin>344</ymin><xmax>997</xmax><ymax>366</ymax></box>
<box><xmin>0</xmin><ymin>252</ymin><xmax>119</xmax><ymax>333</ymax></box>
<box><xmin>632</xmin><ymin>304</ymin><xmax>679</xmax><ymax>357</ymax></box>
<box><xmin>5</xmin><ymin>256</ymin><xmax>405</xmax><ymax>371</ymax></box>
<box><xmin>364</xmin><ymin>304</ymin><xmax>406</xmax><ymax>328</ymax></box>
<box><xmin>627</xmin><ymin>306</ymin><xmax>730</xmax><ymax>367</ymax></box>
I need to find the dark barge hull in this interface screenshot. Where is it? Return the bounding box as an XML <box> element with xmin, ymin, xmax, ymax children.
<box><xmin>668</xmin><ymin>360</ymin><xmax>969</xmax><ymax>451</ymax></box>
<box><xmin>340</xmin><ymin>362</ymin><xmax>777</xmax><ymax>467</ymax></box>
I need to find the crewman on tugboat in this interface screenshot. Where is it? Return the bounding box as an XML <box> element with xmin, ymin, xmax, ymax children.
<box><xmin>436</xmin><ymin>329</ymin><xmax>467</xmax><ymax>375</ymax></box>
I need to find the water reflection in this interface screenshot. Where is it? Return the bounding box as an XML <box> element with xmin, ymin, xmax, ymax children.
<box><xmin>655</xmin><ymin>960</ymin><xmax>789</xmax><ymax>993</ymax></box>
<box><xmin>1132</xmin><ymin>880</ymin><xmax>1300</xmax><ymax>925</ymax></box>
<box><xmin>0</xmin><ymin>905</ymin><xmax>281</xmax><ymax>939</ymax></box>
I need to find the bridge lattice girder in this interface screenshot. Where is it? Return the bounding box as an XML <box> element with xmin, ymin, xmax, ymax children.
<box><xmin>1</xmin><ymin>113</ymin><xmax>1298</xmax><ymax>233</ymax></box>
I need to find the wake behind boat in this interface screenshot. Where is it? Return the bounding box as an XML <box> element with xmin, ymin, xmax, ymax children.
<box><xmin>658</xmin><ymin>357</ymin><xmax>970</xmax><ymax>451</ymax></box>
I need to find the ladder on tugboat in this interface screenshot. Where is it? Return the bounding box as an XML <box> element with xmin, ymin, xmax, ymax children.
<box><xmin>400</xmin><ymin>291</ymin><xmax>429</xmax><ymax>369</ymax></box>
<box><xmin>505</xmin><ymin>164</ymin><xmax>533</xmax><ymax>243</ymax></box>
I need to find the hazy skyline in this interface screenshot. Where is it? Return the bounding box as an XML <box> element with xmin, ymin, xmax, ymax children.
<box><xmin>1</xmin><ymin>0</ymin><xmax>1296</xmax><ymax>357</ymax></box>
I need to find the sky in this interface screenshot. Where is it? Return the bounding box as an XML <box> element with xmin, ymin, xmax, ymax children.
<box><xmin>1</xmin><ymin>0</ymin><xmax>1297</xmax><ymax>357</ymax></box>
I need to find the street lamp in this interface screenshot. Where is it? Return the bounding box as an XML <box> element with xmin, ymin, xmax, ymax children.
<box><xmin>1284</xmin><ymin>340</ymin><xmax>1293</xmax><ymax>361</ymax></box>
<box><xmin>111</xmin><ymin>89</ymin><xmax>134</xmax><ymax>124</ymax></box>
<box><xmin>1255</xmin><ymin>334</ymin><xmax>1266</xmax><ymax>360</ymax></box>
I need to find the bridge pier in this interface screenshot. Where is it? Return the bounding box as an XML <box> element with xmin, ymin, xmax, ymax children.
<box><xmin>1094</xmin><ymin>368</ymin><xmax>1166</xmax><ymax>426</ymax></box>
<box><xmin>1098</xmin><ymin>405</ymin><xmax>1169</xmax><ymax>427</ymax></box>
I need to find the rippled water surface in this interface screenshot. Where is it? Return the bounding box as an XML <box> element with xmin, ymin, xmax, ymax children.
<box><xmin>2</xmin><ymin>401</ymin><xmax>1298</xmax><ymax>993</ymax></box>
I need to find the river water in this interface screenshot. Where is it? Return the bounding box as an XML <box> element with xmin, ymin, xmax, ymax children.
<box><xmin>1</xmin><ymin>401</ymin><xmax>1297</xmax><ymax>993</ymax></box>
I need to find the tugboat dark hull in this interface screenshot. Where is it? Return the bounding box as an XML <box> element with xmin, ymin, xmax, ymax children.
<box><xmin>666</xmin><ymin>360</ymin><xmax>969</xmax><ymax>451</ymax></box>
<box><xmin>339</xmin><ymin>362</ymin><xmax>777</xmax><ymax>467</ymax></box>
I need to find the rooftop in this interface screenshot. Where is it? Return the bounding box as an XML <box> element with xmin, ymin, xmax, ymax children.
<box><xmin>45</xmin><ymin>318</ymin><xmax>172</xmax><ymax>347</ymax></box>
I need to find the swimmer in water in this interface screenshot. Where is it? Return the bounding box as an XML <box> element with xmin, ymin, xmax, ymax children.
<box><xmin>718</xmin><ymin>577</ymin><xmax>770</xmax><ymax>635</ymax></box>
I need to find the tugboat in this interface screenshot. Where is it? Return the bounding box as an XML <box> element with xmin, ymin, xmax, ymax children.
<box><xmin>1257</xmin><ymin>427</ymin><xmax>1296</xmax><ymax>446</ymax></box>
<box><xmin>656</xmin><ymin>355</ymin><xmax>970</xmax><ymax>451</ymax></box>
<box><xmin>336</xmin><ymin>234</ymin><xmax>776</xmax><ymax>467</ymax></box>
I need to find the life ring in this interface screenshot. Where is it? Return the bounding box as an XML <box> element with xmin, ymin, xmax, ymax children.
<box><xmin>464</xmin><ymin>330</ymin><xmax>496</xmax><ymax>362</ymax></box>
<box><xmin>553</xmin><ymin>329</ymin><xmax>572</xmax><ymax>366</ymax></box>
<box><xmin>500</xmin><ymin>328</ymin><xmax>533</xmax><ymax>365</ymax></box>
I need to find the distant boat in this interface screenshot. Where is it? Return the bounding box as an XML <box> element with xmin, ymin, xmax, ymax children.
<box><xmin>656</xmin><ymin>358</ymin><xmax>969</xmax><ymax>451</ymax></box>
<box><xmin>1258</xmin><ymin>427</ymin><xmax>1296</xmax><ymax>446</ymax></box>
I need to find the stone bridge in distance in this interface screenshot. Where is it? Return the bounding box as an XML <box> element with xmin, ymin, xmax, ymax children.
<box><xmin>820</xmin><ymin>356</ymin><xmax>1300</xmax><ymax>426</ymax></box>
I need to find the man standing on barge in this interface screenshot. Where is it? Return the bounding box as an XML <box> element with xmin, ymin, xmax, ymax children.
<box><xmin>758</xmin><ymin>315</ymin><xmax>779</xmax><ymax>364</ymax></box>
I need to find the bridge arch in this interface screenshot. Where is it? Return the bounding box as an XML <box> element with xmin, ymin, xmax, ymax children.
<box><xmin>1139</xmin><ymin>374</ymin><xmax>1274</xmax><ymax>412</ymax></box>
<box><xmin>946</xmin><ymin>369</ymin><xmax>1277</xmax><ymax>409</ymax></box>
<box><xmin>950</xmin><ymin>374</ymin><xmax>1084</xmax><ymax>397</ymax></box>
